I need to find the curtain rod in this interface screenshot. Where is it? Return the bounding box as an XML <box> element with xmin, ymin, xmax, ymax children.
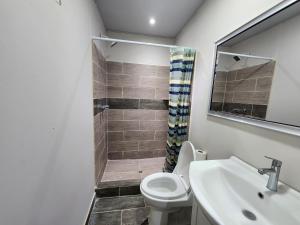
<box><xmin>218</xmin><ymin>51</ymin><xmax>274</xmax><ymax>61</ymax></box>
<box><xmin>92</xmin><ymin>36</ymin><xmax>193</xmax><ymax>49</ymax></box>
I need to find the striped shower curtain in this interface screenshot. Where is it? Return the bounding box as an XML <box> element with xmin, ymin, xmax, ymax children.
<box><xmin>164</xmin><ymin>48</ymin><xmax>196</xmax><ymax>172</ymax></box>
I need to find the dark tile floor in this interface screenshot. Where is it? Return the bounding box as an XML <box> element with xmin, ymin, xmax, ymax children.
<box><xmin>89</xmin><ymin>196</ymin><xmax>149</xmax><ymax>225</ymax></box>
<box><xmin>89</xmin><ymin>184</ymin><xmax>191</xmax><ymax>225</ymax></box>
<box><xmin>93</xmin><ymin>195</ymin><xmax>145</xmax><ymax>213</ymax></box>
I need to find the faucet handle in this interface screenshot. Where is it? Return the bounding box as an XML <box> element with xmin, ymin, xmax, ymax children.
<box><xmin>265</xmin><ymin>156</ymin><xmax>282</xmax><ymax>167</ymax></box>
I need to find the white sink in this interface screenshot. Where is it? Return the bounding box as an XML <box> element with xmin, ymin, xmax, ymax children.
<box><xmin>189</xmin><ymin>156</ymin><xmax>300</xmax><ymax>225</ymax></box>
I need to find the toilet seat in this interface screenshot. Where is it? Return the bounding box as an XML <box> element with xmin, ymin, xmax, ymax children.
<box><xmin>141</xmin><ymin>172</ymin><xmax>187</xmax><ymax>200</ymax></box>
<box><xmin>140</xmin><ymin>142</ymin><xmax>200</xmax><ymax>225</ymax></box>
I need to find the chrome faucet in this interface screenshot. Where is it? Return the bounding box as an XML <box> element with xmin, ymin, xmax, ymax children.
<box><xmin>258</xmin><ymin>156</ymin><xmax>282</xmax><ymax>192</ymax></box>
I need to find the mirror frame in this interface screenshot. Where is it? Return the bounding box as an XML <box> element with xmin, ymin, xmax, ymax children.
<box><xmin>208</xmin><ymin>0</ymin><xmax>300</xmax><ymax>137</ymax></box>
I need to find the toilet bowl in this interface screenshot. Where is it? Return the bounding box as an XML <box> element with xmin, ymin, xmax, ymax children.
<box><xmin>140</xmin><ymin>141</ymin><xmax>197</xmax><ymax>225</ymax></box>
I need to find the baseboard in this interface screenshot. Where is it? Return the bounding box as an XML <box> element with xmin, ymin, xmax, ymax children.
<box><xmin>83</xmin><ymin>193</ymin><xmax>96</xmax><ymax>225</ymax></box>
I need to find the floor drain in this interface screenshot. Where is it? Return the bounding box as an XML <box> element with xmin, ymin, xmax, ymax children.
<box><xmin>242</xmin><ymin>209</ymin><xmax>257</xmax><ymax>221</ymax></box>
<box><xmin>139</xmin><ymin>170</ymin><xmax>143</xmax><ymax>173</ymax></box>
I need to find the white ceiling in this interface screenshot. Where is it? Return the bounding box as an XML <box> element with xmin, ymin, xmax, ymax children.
<box><xmin>96</xmin><ymin>0</ymin><xmax>204</xmax><ymax>37</ymax></box>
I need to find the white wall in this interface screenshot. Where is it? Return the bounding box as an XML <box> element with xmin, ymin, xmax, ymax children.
<box><xmin>228</xmin><ymin>13</ymin><xmax>300</xmax><ymax>126</ymax></box>
<box><xmin>0</xmin><ymin>1</ymin><xmax>106</xmax><ymax>225</ymax></box>
<box><xmin>105</xmin><ymin>31</ymin><xmax>175</xmax><ymax>66</ymax></box>
<box><xmin>177</xmin><ymin>0</ymin><xmax>300</xmax><ymax>191</ymax></box>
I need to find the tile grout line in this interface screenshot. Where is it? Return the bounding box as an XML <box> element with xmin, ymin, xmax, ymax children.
<box><xmin>93</xmin><ymin>194</ymin><xmax>143</xmax><ymax>201</ymax></box>
<box><xmin>120</xmin><ymin>209</ymin><xmax>123</xmax><ymax>225</ymax></box>
<box><xmin>92</xmin><ymin>205</ymin><xmax>146</xmax><ymax>214</ymax></box>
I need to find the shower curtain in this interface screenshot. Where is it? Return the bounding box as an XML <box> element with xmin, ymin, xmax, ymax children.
<box><xmin>164</xmin><ymin>48</ymin><xmax>196</xmax><ymax>172</ymax></box>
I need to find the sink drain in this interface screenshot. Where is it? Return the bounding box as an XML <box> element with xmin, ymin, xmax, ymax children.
<box><xmin>242</xmin><ymin>209</ymin><xmax>257</xmax><ymax>221</ymax></box>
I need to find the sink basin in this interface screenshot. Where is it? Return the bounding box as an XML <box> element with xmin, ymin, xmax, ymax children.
<box><xmin>189</xmin><ymin>156</ymin><xmax>300</xmax><ymax>225</ymax></box>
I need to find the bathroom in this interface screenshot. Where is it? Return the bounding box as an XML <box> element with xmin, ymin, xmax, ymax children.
<box><xmin>1</xmin><ymin>0</ymin><xmax>300</xmax><ymax>225</ymax></box>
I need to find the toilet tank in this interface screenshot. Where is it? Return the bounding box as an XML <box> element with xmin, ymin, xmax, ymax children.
<box><xmin>173</xmin><ymin>141</ymin><xmax>196</xmax><ymax>189</ymax></box>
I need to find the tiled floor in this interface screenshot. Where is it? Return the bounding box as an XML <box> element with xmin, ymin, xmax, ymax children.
<box><xmin>100</xmin><ymin>157</ymin><xmax>165</xmax><ymax>185</ymax></box>
<box><xmin>89</xmin><ymin>195</ymin><xmax>149</xmax><ymax>225</ymax></box>
<box><xmin>91</xmin><ymin>157</ymin><xmax>191</xmax><ymax>225</ymax></box>
<box><xmin>89</xmin><ymin>185</ymin><xmax>192</xmax><ymax>225</ymax></box>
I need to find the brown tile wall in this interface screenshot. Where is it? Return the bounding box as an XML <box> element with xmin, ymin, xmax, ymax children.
<box><xmin>107</xmin><ymin>109</ymin><xmax>168</xmax><ymax>160</ymax></box>
<box><xmin>212</xmin><ymin>61</ymin><xmax>275</xmax><ymax>105</ymax></box>
<box><xmin>92</xmin><ymin>43</ymin><xmax>108</xmax><ymax>184</ymax></box>
<box><xmin>107</xmin><ymin>61</ymin><xmax>169</xmax><ymax>100</ymax></box>
<box><xmin>211</xmin><ymin>61</ymin><xmax>275</xmax><ymax>119</ymax></box>
<box><xmin>106</xmin><ymin>61</ymin><xmax>170</xmax><ymax>160</ymax></box>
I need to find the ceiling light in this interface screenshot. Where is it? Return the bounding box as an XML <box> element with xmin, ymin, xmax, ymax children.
<box><xmin>149</xmin><ymin>18</ymin><xmax>156</xmax><ymax>26</ymax></box>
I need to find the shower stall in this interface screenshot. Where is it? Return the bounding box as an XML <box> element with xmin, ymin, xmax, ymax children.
<box><xmin>92</xmin><ymin>35</ymin><xmax>177</xmax><ymax>187</ymax></box>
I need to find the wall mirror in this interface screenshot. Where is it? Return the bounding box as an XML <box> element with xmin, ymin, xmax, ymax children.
<box><xmin>209</xmin><ymin>0</ymin><xmax>300</xmax><ymax>136</ymax></box>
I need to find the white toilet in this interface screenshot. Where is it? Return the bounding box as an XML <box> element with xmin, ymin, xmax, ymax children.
<box><xmin>140</xmin><ymin>141</ymin><xmax>197</xmax><ymax>225</ymax></box>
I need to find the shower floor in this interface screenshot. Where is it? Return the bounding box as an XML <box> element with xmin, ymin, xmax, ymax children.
<box><xmin>99</xmin><ymin>157</ymin><xmax>165</xmax><ymax>186</ymax></box>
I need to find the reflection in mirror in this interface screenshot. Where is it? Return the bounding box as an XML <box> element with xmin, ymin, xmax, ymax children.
<box><xmin>209</xmin><ymin>1</ymin><xmax>300</xmax><ymax>128</ymax></box>
<box><xmin>211</xmin><ymin>52</ymin><xmax>275</xmax><ymax>120</ymax></box>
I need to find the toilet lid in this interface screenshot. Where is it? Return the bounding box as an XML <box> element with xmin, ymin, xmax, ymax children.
<box><xmin>173</xmin><ymin>141</ymin><xmax>196</xmax><ymax>189</ymax></box>
<box><xmin>141</xmin><ymin>172</ymin><xmax>187</xmax><ymax>200</ymax></box>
